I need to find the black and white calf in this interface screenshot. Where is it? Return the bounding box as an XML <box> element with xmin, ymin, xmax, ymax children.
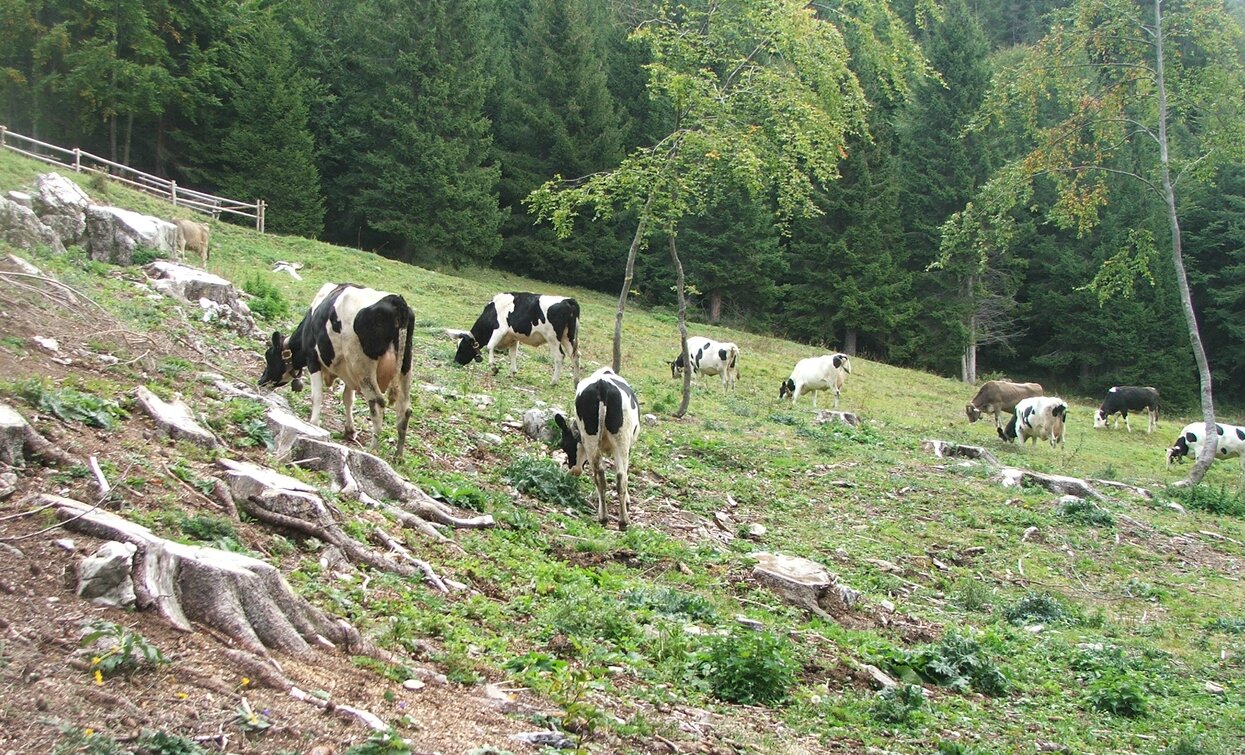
<box><xmin>1166</xmin><ymin>421</ymin><xmax>1245</xmax><ymax>470</ymax></box>
<box><xmin>454</xmin><ymin>292</ymin><xmax>579</xmax><ymax>385</ymax></box>
<box><xmin>779</xmin><ymin>354</ymin><xmax>852</xmax><ymax>409</ymax></box>
<box><xmin>554</xmin><ymin>368</ymin><xmax>640</xmax><ymax>530</ymax></box>
<box><xmin>258</xmin><ymin>282</ymin><xmax>414</xmax><ymax>457</ymax></box>
<box><xmin>998</xmin><ymin>396</ymin><xmax>1068</xmax><ymax>448</ymax></box>
<box><xmin>1094</xmin><ymin>386</ymin><xmax>1160</xmax><ymax>433</ymax></box>
<box><xmin>669</xmin><ymin>336</ymin><xmax>740</xmax><ymax>393</ymax></box>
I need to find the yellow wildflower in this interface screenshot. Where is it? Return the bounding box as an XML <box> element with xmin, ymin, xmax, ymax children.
<box><xmin>93</xmin><ymin>669</ymin><xmax>103</xmax><ymax>686</ymax></box>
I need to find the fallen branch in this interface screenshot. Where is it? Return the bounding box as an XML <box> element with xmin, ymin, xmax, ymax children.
<box><xmin>89</xmin><ymin>455</ymin><xmax>111</xmax><ymax>497</ymax></box>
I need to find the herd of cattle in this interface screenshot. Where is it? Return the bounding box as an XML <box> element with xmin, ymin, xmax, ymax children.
<box><xmin>255</xmin><ymin>283</ymin><xmax>1241</xmax><ymax>529</ymax></box>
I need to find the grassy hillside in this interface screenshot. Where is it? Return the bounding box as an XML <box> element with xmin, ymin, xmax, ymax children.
<box><xmin>1</xmin><ymin>149</ymin><xmax>1242</xmax><ymax>754</ymax></box>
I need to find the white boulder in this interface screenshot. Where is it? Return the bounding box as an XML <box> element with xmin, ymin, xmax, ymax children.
<box><xmin>86</xmin><ymin>205</ymin><xmax>177</xmax><ymax>264</ymax></box>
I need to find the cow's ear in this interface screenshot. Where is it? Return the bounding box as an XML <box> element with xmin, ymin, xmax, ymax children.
<box><xmin>270</xmin><ymin>331</ymin><xmax>282</xmax><ymax>349</ymax></box>
<box><xmin>554</xmin><ymin>413</ymin><xmax>572</xmax><ymax>435</ymax></box>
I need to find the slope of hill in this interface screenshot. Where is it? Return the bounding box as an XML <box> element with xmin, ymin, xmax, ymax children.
<box><xmin>0</xmin><ymin>150</ymin><xmax>1242</xmax><ymax>754</ymax></box>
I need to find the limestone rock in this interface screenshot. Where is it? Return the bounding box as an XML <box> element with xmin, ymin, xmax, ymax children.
<box><xmin>6</xmin><ymin>190</ymin><xmax>32</xmax><ymax>208</ymax></box>
<box><xmin>33</xmin><ymin>173</ymin><xmax>90</xmax><ymax>217</ymax></box>
<box><xmin>522</xmin><ymin>407</ymin><xmax>563</xmax><ymax>445</ymax></box>
<box><xmin>0</xmin><ymin>471</ymin><xmax>16</xmax><ymax>500</ymax></box>
<box><xmin>134</xmin><ymin>386</ymin><xmax>219</xmax><ymax>448</ymax></box>
<box><xmin>76</xmin><ymin>541</ymin><xmax>137</xmax><ymax>607</ymax></box>
<box><xmin>273</xmin><ymin>260</ymin><xmax>303</xmax><ymax>280</ymax></box>
<box><xmin>815</xmin><ymin>410</ymin><xmax>860</xmax><ymax>427</ymax></box>
<box><xmin>0</xmin><ymin>402</ymin><xmax>30</xmax><ymax>467</ymax></box>
<box><xmin>6</xmin><ymin>253</ymin><xmax>42</xmax><ymax>275</ymax></box>
<box><xmin>85</xmin><ymin>205</ymin><xmax>176</xmax><ymax>264</ymax></box>
<box><xmin>643</xmin><ymin>413</ymin><xmax>659</xmax><ymax>427</ymax></box>
<box><xmin>0</xmin><ymin>196</ymin><xmax>64</xmax><ymax>254</ymax></box>
<box><xmin>145</xmin><ymin>261</ymin><xmax>258</xmax><ymax>335</ymax></box>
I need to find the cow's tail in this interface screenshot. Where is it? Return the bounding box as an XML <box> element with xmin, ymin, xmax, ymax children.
<box><xmin>568</xmin><ymin>299</ymin><xmax>581</xmax><ymax>384</ymax></box>
<box><xmin>399</xmin><ymin>298</ymin><xmax>415</xmax><ymax>378</ymax></box>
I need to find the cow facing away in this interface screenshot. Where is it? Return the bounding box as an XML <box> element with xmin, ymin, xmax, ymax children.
<box><xmin>172</xmin><ymin>218</ymin><xmax>211</xmax><ymax>266</ymax></box>
<box><xmin>1094</xmin><ymin>386</ymin><xmax>1160</xmax><ymax>433</ymax></box>
<box><xmin>554</xmin><ymin>368</ymin><xmax>640</xmax><ymax>530</ymax></box>
<box><xmin>779</xmin><ymin>354</ymin><xmax>851</xmax><ymax>410</ymax></box>
<box><xmin>669</xmin><ymin>336</ymin><xmax>740</xmax><ymax>393</ymax></box>
<box><xmin>258</xmin><ymin>283</ymin><xmax>414</xmax><ymax>457</ymax></box>
<box><xmin>1166</xmin><ymin>421</ymin><xmax>1245</xmax><ymax>470</ymax></box>
<box><xmin>998</xmin><ymin>396</ymin><xmax>1068</xmax><ymax>448</ymax></box>
<box><xmin>966</xmin><ymin>380</ymin><xmax>1045</xmax><ymax>428</ymax></box>
<box><xmin>455</xmin><ymin>292</ymin><xmax>579</xmax><ymax>385</ymax></box>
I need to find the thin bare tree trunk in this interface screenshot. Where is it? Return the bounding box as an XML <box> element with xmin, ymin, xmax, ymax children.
<box><xmin>1154</xmin><ymin>0</ymin><xmax>1216</xmax><ymax>483</ymax></box>
<box><xmin>670</xmin><ymin>229</ymin><xmax>692</xmax><ymax>418</ymax></box>
<box><xmin>961</xmin><ymin>274</ymin><xmax>977</xmax><ymax>384</ymax></box>
<box><xmin>844</xmin><ymin>329</ymin><xmax>857</xmax><ymax>356</ymax></box>
<box><xmin>709</xmin><ymin>292</ymin><xmax>722</xmax><ymax>323</ymax></box>
<box><xmin>613</xmin><ymin>194</ymin><xmax>655</xmax><ymax>373</ymax></box>
<box><xmin>123</xmin><ymin>112</ymin><xmax>133</xmax><ymax>166</ymax></box>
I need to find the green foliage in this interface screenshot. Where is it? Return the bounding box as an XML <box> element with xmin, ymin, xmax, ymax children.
<box><xmin>620</xmin><ymin>586</ymin><xmax>719</xmax><ymax>623</ymax></box>
<box><xmin>877</xmin><ymin>630</ymin><xmax>1009</xmax><ymax>696</ymax></box>
<box><xmin>1204</xmin><ymin>617</ymin><xmax>1245</xmax><ymax>635</ymax></box>
<box><xmin>343</xmin><ymin>729</ymin><xmax>412</xmax><ymax>755</ymax></box>
<box><xmin>1004</xmin><ymin>592</ymin><xmax>1073</xmax><ymax>626</ymax></box>
<box><xmin>1058</xmin><ymin>497</ymin><xmax>1115</xmax><ymax>527</ymax></box>
<box><xmin>795</xmin><ymin>421</ymin><xmax>884</xmax><ymax>453</ymax></box>
<box><xmin>936</xmin><ymin>741</ymin><xmax>984</xmax><ymax>755</ymax></box>
<box><xmin>1085</xmin><ymin>673</ymin><xmax>1149</xmax><ymax>718</ymax></box>
<box><xmin>541</xmin><ymin>589</ymin><xmax>639</xmax><ymax>648</ymax></box>
<box><xmin>503</xmin><ymin>456</ymin><xmax>583</xmax><ymax>510</ymax></box>
<box><xmin>872</xmin><ymin>683</ymin><xmax>927</xmax><ymax>724</ymax></box>
<box><xmin>11</xmin><ymin>378</ymin><xmax>128</xmax><ymax>430</ymax></box>
<box><xmin>1165</xmin><ymin>484</ymin><xmax>1245</xmax><ymax>518</ymax></box>
<box><xmin>243</xmin><ymin>275</ymin><xmax>291</xmax><ymax>322</ymax></box>
<box><xmin>136</xmin><ymin>730</ymin><xmax>210</xmax><ymax>755</ymax></box>
<box><xmin>81</xmin><ymin>620</ymin><xmax>168</xmax><ymax>679</ymax></box>
<box><xmin>207</xmin><ymin>399</ymin><xmax>274</xmax><ymax>450</ymax></box>
<box><xmin>52</xmin><ymin>725</ymin><xmax>127</xmax><ymax>755</ymax></box>
<box><xmin>415</xmin><ymin>473</ymin><xmax>491</xmax><ymax>512</ymax></box>
<box><xmin>132</xmin><ymin>246</ymin><xmax>167</xmax><ymax>265</ymax></box>
<box><xmin>694</xmin><ymin>627</ymin><xmax>798</xmax><ymax>706</ymax></box>
<box><xmin>950</xmin><ymin>579</ymin><xmax>995</xmax><ymax>612</ymax></box>
<box><xmin>179</xmin><ymin>513</ymin><xmax>237</xmax><ymax>543</ymax></box>
<box><xmin>233</xmin><ymin>698</ymin><xmax>273</xmax><ymax>733</ymax></box>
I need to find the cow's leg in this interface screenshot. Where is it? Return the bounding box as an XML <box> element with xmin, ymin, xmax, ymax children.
<box><xmin>487</xmin><ymin>345</ymin><xmax>499</xmax><ymax>375</ymax></box>
<box><xmin>616</xmin><ymin>453</ymin><xmax>630</xmax><ymax>531</ymax></box>
<box><xmin>593</xmin><ymin>461</ymin><xmax>609</xmax><ymax>526</ymax></box>
<box><xmin>509</xmin><ymin>343</ymin><xmax>519</xmax><ymax>377</ymax></box>
<box><xmin>359</xmin><ymin>375</ymin><xmax>388</xmax><ymax>453</ymax></box>
<box><xmin>341</xmin><ymin>385</ymin><xmax>357</xmax><ymax>443</ymax></box>
<box><xmin>309</xmin><ymin>372</ymin><xmax>326</xmax><ymax>427</ymax></box>
<box><xmin>1123</xmin><ymin>411</ymin><xmax>1132</xmax><ymax>433</ymax></box>
<box><xmin>549</xmin><ymin>341</ymin><xmax>562</xmax><ymax>386</ymax></box>
<box><xmin>393</xmin><ymin>376</ymin><xmax>412</xmax><ymax>459</ymax></box>
<box><xmin>811</xmin><ymin>390</ymin><xmax>818</xmax><ymax>410</ymax></box>
<box><xmin>832</xmin><ymin>389</ymin><xmax>840</xmax><ymax>410</ymax></box>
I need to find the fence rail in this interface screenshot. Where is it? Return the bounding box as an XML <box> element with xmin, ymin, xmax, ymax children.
<box><xmin>0</xmin><ymin>125</ymin><xmax>265</xmax><ymax>232</ymax></box>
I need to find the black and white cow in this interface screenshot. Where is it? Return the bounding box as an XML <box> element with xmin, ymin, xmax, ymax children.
<box><xmin>779</xmin><ymin>354</ymin><xmax>852</xmax><ymax>409</ymax></box>
<box><xmin>1093</xmin><ymin>386</ymin><xmax>1160</xmax><ymax>433</ymax></box>
<box><xmin>554</xmin><ymin>368</ymin><xmax>640</xmax><ymax>530</ymax></box>
<box><xmin>454</xmin><ymin>292</ymin><xmax>579</xmax><ymax>385</ymax></box>
<box><xmin>997</xmin><ymin>396</ymin><xmax>1068</xmax><ymax>448</ymax></box>
<box><xmin>1166</xmin><ymin>421</ymin><xmax>1245</xmax><ymax>470</ymax></box>
<box><xmin>258</xmin><ymin>282</ymin><xmax>414</xmax><ymax>457</ymax></box>
<box><xmin>669</xmin><ymin>336</ymin><xmax>740</xmax><ymax>393</ymax></box>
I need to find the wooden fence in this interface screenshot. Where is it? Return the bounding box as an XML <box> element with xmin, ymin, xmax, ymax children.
<box><xmin>0</xmin><ymin>125</ymin><xmax>265</xmax><ymax>232</ymax></box>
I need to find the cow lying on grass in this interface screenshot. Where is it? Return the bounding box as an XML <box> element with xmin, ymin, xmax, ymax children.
<box><xmin>258</xmin><ymin>282</ymin><xmax>414</xmax><ymax>457</ymax></box>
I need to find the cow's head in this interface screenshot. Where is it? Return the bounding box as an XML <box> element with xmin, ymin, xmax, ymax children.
<box><xmin>997</xmin><ymin>414</ymin><xmax>1019</xmax><ymax>443</ymax></box>
<box><xmin>965</xmin><ymin>403</ymin><xmax>982</xmax><ymax>423</ymax></box>
<box><xmin>1167</xmin><ymin>431</ymin><xmax>1195</xmax><ymax>466</ymax></box>
<box><xmin>258</xmin><ymin>332</ymin><xmax>302</xmax><ymax>390</ymax></box>
<box><xmin>834</xmin><ymin>354</ymin><xmax>852</xmax><ymax>373</ymax></box>
<box><xmin>454</xmin><ymin>335</ymin><xmax>483</xmax><ymax>366</ymax></box>
<box><xmin>1093</xmin><ymin>409</ymin><xmax>1109</xmax><ymax>429</ymax></box>
<box><xmin>553</xmin><ymin>413</ymin><xmax>585</xmax><ymax>475</ymax></box>
<box><xmin>779</xmin><ymin>378</ymin><xmax>795</xmax><ymax>400</ymax></box>
<box><xmin>669</xmin><ymin>357</ymin><xmax>683</xmax><ymax>380</ymax></box>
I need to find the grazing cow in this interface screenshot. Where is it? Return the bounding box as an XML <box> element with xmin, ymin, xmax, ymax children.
<box><xmin>779</xmin><ymin>354</ymin><xmax>851</xmax><ymax>409</ymax></box>
<box><xmin>257</xmin><ymin>283</ymin><xmax>414</xmax><ymax>457</ymax></box>
<box><xmin>172</xmin><ymin>219</ymin><xmax>211</xmax><ymax>266</ymax></box>
<box><xmin>966</xmin><ymin>380</ymin><xmax>1045</xmax><ymax>428</ymax></box>
<box><xmin>997</xmin><ymin>396</ymin><xmax>1068</xmax><ymax>448</ymax></box>
<box><xmin>554</xmin><ymin>368</ymin><xmax>640</xmax><ymax>530</ymax></box>
<box><xmin>1166</xmin><ymin>421</ymin><xmax>1245</xmax><ymax>470</ymax></box>
<box><xmin>669</xmin><ymin>336</ymin><xmax>740</xmax><ymax>393</ymax></box>
<box><xmin>454</xmin><ymin>292</ymin><xmax>579</xmax><ymax>385</ymax></box>
<box><xmin>1094</xmin><ymin>386</ymin><xmax>1160</xmax><ymax>433</ymax></box>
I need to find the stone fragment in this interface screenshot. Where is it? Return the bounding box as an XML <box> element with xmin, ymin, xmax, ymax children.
<box><xmin>76</xmin><ymin>541</ymin><xmax>137</xmax><ymax>607</ymax></box>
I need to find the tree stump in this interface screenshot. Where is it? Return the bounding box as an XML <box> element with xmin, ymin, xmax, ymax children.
<box><xmin>0</xmin><ymin>401</ymin><xmax>79</xmax><ymax>468</ymax></box>
<box><xmin>922</xmin><ymin>439</ymin><xmax>1000</xmax><ymax>466</ymax></box>
<box><xmin>998</xmin><ymin>467</ymin><xmax>1105</xmax><ymax>500</ymax></box>
<box><xmin>750</xmin><ymin>551</ymin><xmax>860</xmax><ymax>621</ymax></box>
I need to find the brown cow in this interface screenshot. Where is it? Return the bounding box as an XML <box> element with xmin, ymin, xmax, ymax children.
<box><xmin>173</xmin><ymin>219</ymin><xmax>211</xmax><ymax>266</ymax></box>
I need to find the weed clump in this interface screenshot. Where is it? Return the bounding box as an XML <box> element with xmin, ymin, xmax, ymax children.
<box><xmin>243</xmin><ymin>274</ymin><xmax>291</xmax><ymax>321</ymax></box>
<box><xmin>876</xmin><ymin>630</ymin><xmax>1010</xmax><ymax>697</ymax></box>
<box><xmin>1165</xmin><ymin>484</ymin><xmax>1245</xmax><ymax>518</ymax></box>
<box><xmin>504</xmin><ymin>456</ymin><xmax>583</xmax><ymax>510</ymax></box>
<box><xmin>1058</xmin><ymin>497</ymin><xmax>1115</xmax><ymax>527</ymax></box>
<box><xmin>10</xmin><ymin>378</ymin><xmax>128</xmax><ymax>430</ymax></box>
<box><xmin>1085</xmin><ymin>673</ymin><xmax>1149</xmax><ymax>717</ymax></box>
<box><xmin>1004</xmin><ymin>591</ymin><xmax>1075</xmax><ymax>626</ymax></box>
<box><xmin>694</xmin><ymin>627</ymin><xmax>798</xmax><ymax>706</ymax></box>
<box><xmin>872</xmin><ymin>683</ymin><xmax>926</xmax><ymax>723</ymax></box>
<box><xmin>1204</xmin><ymin>616</ymin><xmax>1245</xmax><ymax>635</ymax></box>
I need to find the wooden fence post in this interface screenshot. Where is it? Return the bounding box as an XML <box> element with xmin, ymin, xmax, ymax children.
<box><xmin>171</xmin><ymin>181</ymin><xmax>177</xmax><ymax>206</ymax></box>
<box><xmin>0</xmin><ymin>125</ymin><xmax>6</xmax><ymax>148</ymax></box>
<box><xmin>73</xmin><ymin>148</ymin><xmax>81</xmax><ymax>172</ymax></box>
<box><xmin>257</xmin><ymin>200</ymin><xmax>266</xmax><ymax>233</ymax></box>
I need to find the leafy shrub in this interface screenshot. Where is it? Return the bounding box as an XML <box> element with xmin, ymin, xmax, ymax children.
<box><xmin>503</xmin><ymin>456</ymin><xmax>583</xmax><ymax>510</ymax></box>
<box><xmin>132</xmin><ymin>245</ymin><xmax>167</xmax><ymax>265</ymax></box>
<box><xmin>767</xmin><ymin>411</ymin><xmax>802</xmax><ymax>426</ymax></box>
<box><xmin>207</xmin><ymin>399</ymin><xmax>273</xmax><ymax>450</ymax></box>
<box><xmin>950</xmin><ymin>579</ymin><xmax>994</xmax><ymax>612</ymax></box>
<box><xmin>795</xmin><ymin>421</ymin><xmax>883</xmax><ymax>453</ymax></box>
<box><xmin>908</xmin><ymin>631</ymin><xmax>1009</xmax><ymax>696</ymax></box>
<box><xmin>179</xmin><ymin>513</ymin><xmax>237</xmax><ymax>543</ymax></box>
<box><xmin>1164</xmin><ymin>734</ymin><xmax>1226</xmax><ymax>755</ymax></box>
<box><xmin>343</xmin><ymin>729</ymin><xmax>412</xmax><ymax>754</ymax></box>
<box><xmin>694</xmin><ymin>627</ymin><xmax>797</xmax><ymax>706</ymax></box>
<box><xmin>1204</xmin><ymin>616</ymin><xmax>1245</xmax><ymax>635</ymax></box>
<box><xmin>1004</xmin><ymin>591</ymin><xmax>1074</xmax><ymax>626</ymax></box>
<box><xmin>621</xmin><ymin>585</ymin><xmax>719</xmax><ymax>622</ymax></box>
<box><xmin>1166</xmin><ymin>484</ymin><xmax>1245</xmax><ymax>518</ymax></box>
<box><xmin>243</xmin><ymin>274</ymin><xmax>291</xmax><ymax>321</ymax></box>
<box><xmin>1085</xmin><ymin>673</ymin><xmax>1148</xmax><ymax>717</ymax></box>
<box><xmin>12</xmin><ymin>378</ymin><xmax>128</xmax><ymax>429</ymax></box>
<box><xmin>52</xmin><ymin>725</ymin><xmax>126</xmax><ymax>755</ymax></box>
<box><xmin>541</xmin><ymin>590</ymin><xmax>640</xmax><ymax>648</ymax></box>
<box><xmin>1058</xmin><ymin>497</ymin><xmax>1115</xmax><ymax>527</ymax></box>
<box><xmin>136</xmin><ymin>730</ymin><xmax>210</xmax><ymax>755</ymax></box>
<box><xmin>415</xmin><ymin>473</ymin><xmax>491</xmax><ymax>512</ymax></box>
<box><xmin>871</xmin><ymin>683</ymin><xmax>927</xmax><ymax>723</ymax></box>
<box><xmin>936</xmin><ymin>742</ymin><xmax>984</xmax><ymax>755</ymax></box>
<box><xmin>81</xmin><ymin>620</ymin><xmax>168</xmax><ymax>678</ymax></box>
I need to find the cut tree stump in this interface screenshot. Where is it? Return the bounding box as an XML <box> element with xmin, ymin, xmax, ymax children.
<box><xmin>47</xmin><ymin>494</ymin><xmax>366</xmax><ymax>656</ymax></box>
<box><xmin>998</xmin><ymin>467</ymin><xmax>1105</xmax><ymax>500</ymax></box>
<box><xmin>289</xmin><ymin>437</ymin><xmax>494</xmax><ymax>538</ymax></box>
<box><xmin>0</xmin><ymin>401</ymin><xmax>80</xmax><ymax>468</ymax></box>
<box><xmin>750</xmin><ymin>551</ymin><xmax>860</xmax><ymax>621</ymax></box>
<box><xmin>922</xmin><ymin>439</ymin><xmax>999</xmax><ymax>466</ymax></box>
